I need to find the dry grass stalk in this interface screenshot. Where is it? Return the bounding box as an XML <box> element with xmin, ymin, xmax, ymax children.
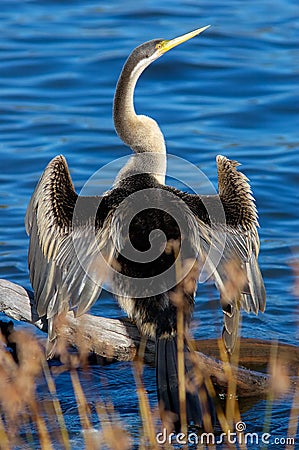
<box><xmin>0</xmin><ymin>415</ymin><xmax>10</xmax><ymax>450</ymax></box>
<box><xmin>133</xmin><ymin>337</ymin><xmax>158</xmax><ymax>449</ymax></box>
<box><xmin>292</xmin><ymin>260</ymin><xmax>299</xmax><ymax>298</ymax></box>
<box><xmin>174</xmin><ymin>243</ymin><xmax>187</xmax><ymax>437</ymax></box>
<box><xmin>30</xmin><ymin>399</ymin><xmax>54</xmax><ymax>449</ymax></box>
<box><xmin>70</xmin><ymin>369</ymin><xmax>93</xmax><ymax>448</ymax></box>
<box><xmin>221</xmin><ymin>259</ymin><xmax>247</xmax><ymax>303</ymax></box>
<box><xmin>262</xmin><ymin>347</ymin><xmax>275</xmax><ymax>442</ymax></box>
<box><xmin>95</xmin><ymin>402</ymin><xmax>132</xmax><ymax>450</ymax></box>
<box><xmin>286</xmin><ymin>265</ymin><xmax>299</xmax><ymax>448</ymax></box>
<box><xmin>218</xmin><ymin>259</ymin><xmax>247</xmax><ymax>447</ymax></box>
<box><xmin>42</xmin><ymin>359</ymin><xmax>70</xmax><ymax>449</ymax></box>
<box><xmin>51</xmin><ymin>313</ymin><xmax>90</xmax><ymax>368</ymax></box>
<box><xmin>176</xmin><ymin>288</ymin><xmax>188</xmax><ymax>438</ymax></box>
<box><xmin>189</xmin><ymin>335</ymin><xmax>239</xmax><ymax>449</ymax></box>
<box><xmin>269</xmin><ymin>355</ymin><xmax>291</xmax><ymax>398</ymax></box>
<box><xmin>0</xmin><ymin>328</ymin><xmax>45</xmax><ymax>445</ymax></box>
<box><xmin>287</xmin><ymin>369</ymin><xmax>299</xmax><ymax>450</ymax></box>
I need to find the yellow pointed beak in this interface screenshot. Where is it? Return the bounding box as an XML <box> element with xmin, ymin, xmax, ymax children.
<box><xmin>157</xmin><ymin>25</ymin><xmax>210</xmax><ymax>55</ymax></box>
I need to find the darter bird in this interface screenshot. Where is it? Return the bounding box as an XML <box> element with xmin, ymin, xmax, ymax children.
<box><xmin>26</xmin><ymin>26</ymin><xmax>266</xmax><ymax>431</ymax></box>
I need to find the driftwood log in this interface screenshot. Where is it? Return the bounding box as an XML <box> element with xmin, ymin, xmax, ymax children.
<box><xmin>0</xmin><ymin>278</ymin><xmax>298</xmax><ymax>397</ymax></box>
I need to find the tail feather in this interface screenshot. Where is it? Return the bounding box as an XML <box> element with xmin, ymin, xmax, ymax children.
<box><xmin>156</xmin><ymin>335</ymin><xmax>214</xmax><ymax>431</ymax></box>
<box><xmin>156</xmin><ymin>338</ymin><xmax>180</xmax><ymax>415</ymax></box>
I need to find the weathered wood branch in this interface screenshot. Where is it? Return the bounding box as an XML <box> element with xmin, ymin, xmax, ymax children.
<box><xmin>0</xmin><ymin>279</ymin><xmax>297</xmax><ymax>398</ymax></box>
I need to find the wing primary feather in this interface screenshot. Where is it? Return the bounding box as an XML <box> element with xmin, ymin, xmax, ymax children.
<box><xmin>26</xmin><ymin>155</ymin><xmax>109</xmax><ymax>346</ymax></box>
<box><xmin>211</xmin><ymin>155</ymin><xmax>266</xmax><ymax>353</ymax></box>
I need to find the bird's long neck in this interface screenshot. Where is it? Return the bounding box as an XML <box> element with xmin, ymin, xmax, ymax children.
<box><xmin>113</xmin><ymin>56</ymin><xmax>166</xmax><ymax>184</ymax></box>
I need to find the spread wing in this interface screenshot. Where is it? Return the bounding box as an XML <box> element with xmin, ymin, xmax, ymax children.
<box><xmin>176</xmin><ymin>155</ymin><xmax>266</xmax><ymax>353</ymax></box>
<box><xmin>214</xmin><ymin>155</ymin><xmax>265</xmax><ymax>352</ymax></box>
<box><xmin>25</xmin><ymin>155</ymin><xmax>114</xmax><ymax>349</ymax></box>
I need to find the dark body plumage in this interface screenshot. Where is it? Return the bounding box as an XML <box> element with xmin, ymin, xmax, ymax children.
<box><xmin>26</xmin><ymin>29</ymin><xmax>266</xmax><ymax>431</ymax></box>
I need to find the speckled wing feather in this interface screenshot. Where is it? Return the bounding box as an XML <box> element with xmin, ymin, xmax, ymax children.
<box><xmin>215</xmin><ymin>155</ymin><xmax>266</xmax><ymax>352</ymax></box>
<box><xmin>25</xmin><ymin>155</ymin><xmax>114</xmax><ymax>351</ymax></box>
<box><xmin>172</xmin><ymin>155</ymin><xmax>265</xmax><ymax>353</ymax></box>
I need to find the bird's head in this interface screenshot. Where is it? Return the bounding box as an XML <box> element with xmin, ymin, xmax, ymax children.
<box><xmin>127</xmin><ymin>25</ymin><xmax>211</xmax><ymax>78</ymax></box>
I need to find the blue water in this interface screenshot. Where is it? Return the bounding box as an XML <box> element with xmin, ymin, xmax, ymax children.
<box><xmin>0</xmin><ymin>0</ymin><xmax>298</xmax><ymax>447</ymax></box>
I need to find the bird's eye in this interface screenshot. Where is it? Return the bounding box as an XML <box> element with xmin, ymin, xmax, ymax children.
<box><xmin>156</xmin><ymin>43</ymin><xmax>162</xmax><ymax>50</ymax></box>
